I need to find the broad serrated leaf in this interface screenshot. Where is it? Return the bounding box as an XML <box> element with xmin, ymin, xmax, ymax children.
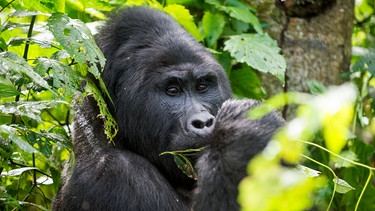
<box><xmin>47</xmin><ymin>13</ymin><xmax>105</xmax><ymax>79</ymax></box>
<box><xmin>164</xmin><ymin>5</ymin><xmax>202</xmax><ymax>41</ymax></box>
<box><xmin>202</xmin><ymin>12</ymin><xmax>225</xmax><ymax>48</ymax></box>
<box><xmin>224</xmin><ymin>34</ymin><xmax>286</xmax><ymax>83</ymax></box>
<box><xmin>0</xmin><ymin>83</ymin><xmax>20</xmax><ymax>98</ymax></box>
<box><xmin>1</xmin><ymin>167</ymin><xmax>38</xmax><ymax>176</ymax></box>
<box><xmin>0</xmin><ymin>100</ymin><xmax>66</xmax><ymax>122</ymax></box>
<box><xmin>333</xmin><ymin>177</ymin><xmax>355</xmax><ymax>194</ymax></box>
<box><xmin>0</xmin><ymin>52</ymin><xmax>51</xmax><ymax>90</ymax></box>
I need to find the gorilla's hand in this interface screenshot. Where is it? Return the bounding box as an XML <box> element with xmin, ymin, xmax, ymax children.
<box><xmin>193</xmin><ymin>99</ymin><xmax>285</xmax><ymax>210</ymax></box>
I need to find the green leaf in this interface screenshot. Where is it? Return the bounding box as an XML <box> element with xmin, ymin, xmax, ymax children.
<box><xmin>222</xmin><ymin>6</ymin><xmax>262</xmax><ymax>34</ymax></box>
<box><xmin>230</xmin><ymin>66</ymin><xmax>266</xmax><ymax>99</ymax></box>
<box><xmin>160</xmin><ymin>148</ymin><xmax>203</xmax><ymax>180</ymax></box>
<box><xmin>34</xmin><ymin>57</ymin><xmax>81</xmax><ymax>96</ymax></box>
<box><xmin>8</xmin><ymin>37</ymin><xmax>56</xmax><ymax>48</ymax></box>
<box><xmin>47</xmin><ymin>13</ymin><xmax>105</xmax><ymax>79</ymax></box>
<box><xmin>164</xmin><ymin>4</ymin><xmax>202</xmax><ymax>41</ymax></box>
<box><xmin>0</xmin><ymin>125</ymin><xmax>38</xmax><ymax>153</ymax></box>
<box><xmin>84</xmin><ymin>80</ymin><xmax>118</xmax><ymax>142</ymax></box>
<box><xmin>307</xmin><ymin>80</ymin><xmax>327</xmax><ymax>95</ymax></box>
<box><xmin>297</xmin><ymin>165</ymin><xmax>321</xmax><ymax>177</ymax></box>
<box><xmin>9</xmin><ymin>10</ymin><xmax>42</xmax><ymax>18</ymax></box>
<box><xmin>0</xmin><ymin>52</ymin><xmax>51</xmax><ymax>90</ymax></box>
<box><xmin>202</xmin><ymin>12</ymin><xmax>225</xmax><ymax>48</ymax></box>
<box><xmin>205</xmin><ymin>0</ymin><xmax>262</xmax><ymax>34</ymax></box>
<box><xmin>0</xmin><ymin>83</ymin><xmax>20</xmax><ymax>98</ymax></box>
<box><xmin>224</xmin><ymin>34</ymin><xmax>286</xmax><ymax>83</ymax></box>
<box><xmin>333</xmin><ymin>177</ymin><xmax>355</xmax><ymax>194</ymax></box>
<box><xmin>0</xmin><ymin>100</ymin><xmax>67</xmax><ymax>122</ymax></box>
<box><xmin>352</xmin><ymin>51</ymin><xmax>375</xmax><ymax>75</ymax></box>
<box><xmin>0</xmin><ymin>36</ymin><xmax>8</xmax><ymax>51</ymax></box>
<box><xmin>173</xmin><ymin>155</ymin><xmax>197</xmax><ymax>180</ymax></box>
<box><xmin>16</xmin><ymin>0</ymin><xmax>53</xmax><ymax>13</ymax></box>
<box><xmin>333</xmin><ymin>150</ymin><xmax>358</xmax><ymax>168</ymax></box>
<box><xmin>10</xmin><ymin>133</ymin><xmax>39</xmax><ymax>153</ymax></box>
<box><xmin>1</xmin><ymin>167</ymin><xmax>38</xmax><ymax>176</ymax></box>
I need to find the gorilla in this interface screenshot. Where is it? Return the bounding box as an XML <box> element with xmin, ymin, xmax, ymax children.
<box><xmin>52</xmin><ymin>6</ymin><xmax>285</xmax><ymax>211</ymax></box>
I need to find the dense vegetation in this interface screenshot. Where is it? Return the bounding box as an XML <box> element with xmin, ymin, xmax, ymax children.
<box><xmin>0</xmin><ymin>0</ymin><xmax>375</xmax><ymax>210</ymax></box>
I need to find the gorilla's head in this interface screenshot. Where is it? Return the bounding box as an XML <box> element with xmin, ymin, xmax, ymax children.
<box><xmin>96</xmin><ymin>7</ymin><xmax>231</xmax><ymax>184</ymax></box>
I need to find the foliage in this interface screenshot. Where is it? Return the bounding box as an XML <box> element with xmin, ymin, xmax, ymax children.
<box><xmin>1</xmin><ymin>0</ymin><xmax>375</xmax><ymax>210</ymax></box>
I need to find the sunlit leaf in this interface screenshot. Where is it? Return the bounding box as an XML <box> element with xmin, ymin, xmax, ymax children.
<box><xmin>164</xmin><ymin>4</ymin><xmax>202</xmax><ymax>41</ymax></box>
<box><xmin>1</xmin><ymin>167</ymin><xmax>38</xmax><ymax>176</ymax></box>
<box><xmin>239</xmin><ymin>156</ymin><xmax>324</xmax><ymax>211</ymax></box>
<box><xmin>297</xmin><ymin>165</ymin><xmax>321</xmax><ymax>177</ymax></box>
<box><xmin>333</xmin><ymin>178</ymin><xmax>355</xmax><ymax>194</ymax></box>
<box><xmin>0</xmin><ymin>100</ymin><xmax>67</xmax><ymax>122</ymax></box>
<box><xmin>36</xmin><ymin>176</ymin><xmax>53</xmax><ymax>185</ymax></box>
<box><xmin>17</xmin><ymin>0</ymin><xmax>53</xmax><ymax>13</ymax></box>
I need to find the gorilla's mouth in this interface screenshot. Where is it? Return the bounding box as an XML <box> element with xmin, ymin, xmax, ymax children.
<box><xmin>167</xmin><ymin>121</ymin><xmax>212</xmax><ymax>152</ymax></box>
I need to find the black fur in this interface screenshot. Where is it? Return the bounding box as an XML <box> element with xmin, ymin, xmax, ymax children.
<box><xmin>193</xmin><ymin>99</ymin><xmax>285</xmax><ymax>210</ymax></box>
<box><xmin>52</xmin><ymin>6</ymin><xmax>284</xmax><ymax>211</ymax></box>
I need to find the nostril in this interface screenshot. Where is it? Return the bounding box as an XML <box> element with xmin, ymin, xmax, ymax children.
<box><xmin>192</xmin><ymin>120</ymin><xmax>205</xmax><ymax>129</ymax></box>
<box><xmin>206</xmin><ymin>118</ymin><xmax>214</xmax><ymax>128</ymax></box>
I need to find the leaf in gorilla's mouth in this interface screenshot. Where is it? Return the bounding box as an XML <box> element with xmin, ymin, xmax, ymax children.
<box><xmin>160</xmin><ymin>147</ymin><xmax>205</xmax><ymax>180</ymax></box>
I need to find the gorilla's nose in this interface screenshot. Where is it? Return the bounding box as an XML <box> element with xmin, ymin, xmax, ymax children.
<box><xmin>188</xmin><ymin>112</ymin><xmax>215</xmax><ymax>135</ymax></box>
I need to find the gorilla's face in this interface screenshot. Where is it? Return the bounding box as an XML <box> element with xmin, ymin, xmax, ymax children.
<box><xmin>152</xmin><ymin>62</ymin><xmax>227</xmax><ymax>150</ymax></box>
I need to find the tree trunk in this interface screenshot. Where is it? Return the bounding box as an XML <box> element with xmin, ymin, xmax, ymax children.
<box><xmin>252</xmin><ymin>0</ymin><xmax>355</xmax><ymax>119</ymax></box>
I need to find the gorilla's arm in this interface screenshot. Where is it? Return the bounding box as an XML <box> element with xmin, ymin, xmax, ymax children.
<box><xmin>53</xmin><ymin>148</ymin><xmax>189</xmax><ymax>211</ymax></box>
<box><xmin>193</xmin><ymin>99</ymin><xmax>285</xmax><ymax>210</ymax></box>
<box><xmin>52</xmin><ymin>96</ymin><xmax>189</xmax><ymax>211</ymax></box>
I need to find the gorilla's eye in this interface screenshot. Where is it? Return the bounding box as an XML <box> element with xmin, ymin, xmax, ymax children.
<box><xmin>166</xmin><ymin>86</ymin><xmax>179</xmax><ymax>96</ymax></box>
<box><xmin>196</xmin><ymin>83</ymin><xmax>208</xmax><ymax>93</ymax></box>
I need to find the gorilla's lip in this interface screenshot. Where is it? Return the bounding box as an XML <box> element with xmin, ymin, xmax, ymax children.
<box><xmin>168</xmin><ymin>130</ymin><xmax>210</xmax><ymax>152</ymax></box>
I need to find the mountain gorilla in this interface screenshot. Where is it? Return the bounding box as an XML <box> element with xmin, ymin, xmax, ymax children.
<box><xmin>52</xmin><ymin>6</ymin><xmax>285</xmax><ymax>211</ymax></box>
